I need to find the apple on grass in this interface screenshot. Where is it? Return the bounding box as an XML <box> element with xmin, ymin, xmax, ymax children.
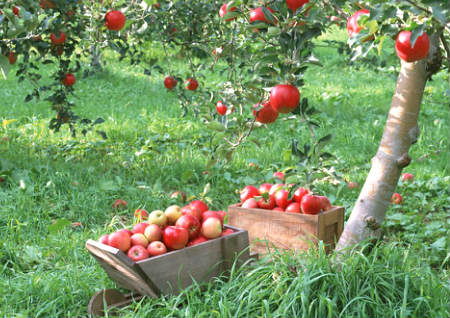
<box><xmin>201</xmin><ymin>217</ymin><xmax>222</xmax><ymax>239</ymax></box>
<box><xmin>163</xmin><ymin>226</ymin><xmax>189</xmax><ymax>250</ymax></box>
<box><xmin>402</xmin><ymin>173</ymin><xmax>414</xmax><ymax>182</ymax></box>
<box><xmin>108</xmin><ymin>231</ymin><xmax>131</xmax><ymax>252</ymax></box>
<box><xmin>112</xmin><ymin>199</ymin><xmax>127</xmax><ymax>209</ymax></box>
<box><xmin>144</xmin><ymin>224</ymin><xmax>162</xmax><ymax>242</ymax></box>
<box><xmin>134</xmin><ymin>209</ymin><xmax>149</xmax><ymax>220</ymax></box>
<box><xmin>130</xmin><ymin>233</ymin><xmax>149</xmax><ymax>248</ymax></box>
<box><xmin>391</xmin><ymin>193</ymin><xmax>403</xmax><ymax>204</ymax></box>
<box><xmin>132</xmin><ymin>222</ymin><xmax>149</xmax><ymax>234</ymax></box>
<box><xmin>175</xmin><ymin>215</ymin><xmax>201</xmax><ymax>239</ymax></box>
<box><xmin>165</xmin><ymin>205</ymin><xmax>182</xmax><ymax>224</ymax></box>
<box><xmin>127</xmin><ymin>245</ymin><xmax>149</xmax><ymax>262</ymax></box>
<box><xmin>148</xmin><ymin>210</ymin><xmax>167</xmax><ymax>227</ymax></box>
<box><xmin>147</xmin><ymin>241</ymin><xmax>167</xmax><ymax>256</ymax></box>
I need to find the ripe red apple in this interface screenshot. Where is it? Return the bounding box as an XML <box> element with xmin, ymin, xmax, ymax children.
<box><xmin>391</xmin><ymin>193</ymin><xmax>403</xmax><ymax>205</ymax></box>
<box><xmin>273</xmin><ymin>207</ymin><xmax>285</xmax><ymax>212</ymax></box>
<box><xmin>164</xmin><ymin>205</ymin><xmax>182</xmax><ymax>224</ymax></box>
<box><xmin>130</xmin><ymin>233</ymin><xmax>149</xmax><ymax>248</ymax></box>
<box><xmin>285</xmin><ymin>202</ymin><xmax>301</xmax><ymax>213</ymax></box>
<box><xmin>402</xmin><ymin>173</ymin><xmax>414</xmax><ymax>182</ymax></box>
<box><xmin>219</xmin><ymin>2</ymin><xmax>237</xmax><ymax>22</ymax></box>
<box><xmin>127</xmin><ymin>245</ymin><xmax>149</xmax><ymax>262</ymax></box>
<box><xmin>111</xmin><ymin>198</ymin><xmax>126</xmax><ymax>209</ymax></box>
<box><xmin>164</xmin><ymin>76</ymin><xmax>177</xmax><ymax>90</ymax></box>
<box><xmin>99</xmin><ymin>234</ymin><xmax>109</xmax><ymax>245</ymax></box>
<box><xmin>108</xmin><ymin>231</ymin><xmax>131</xmax><ymax>252</ymax></box>
<box><xmin>293</xmin><ymin>187</ymin><xmax>309</xmax><ymax>203</ymax></box>
<box><xmin>50</xmin><ymin>32</ymin><xmax>66</xmax><ymax>45</ymax></box>
<box><xmin>170</xmin><ymin>190</ymin><xmax>187</xmax><ymax>202</ymax></box>
<box><xmin>259</xmin><ymin>183</ymin><xmax>273</xmax><ymax>194</ymax></box>
<box><xmin>12</xmin><ymin>6</ymin><xmax>19</xmax><ymax>16</ymax></box>
<box><xmin>148</xmin><ymin>210</ymin><xmax>167</xmax><ymax>227</ymax></box>
<box><xmin>175</xmin><ymin>215</ymin><xmax>201</xmax><ymax>239</ymax></box>
<box><xmin>286</xmin><ymin>0</ymin><xmax>309</xmax><ymax>12</ymax></box>
<box><xmin>347</xmin><ymin>9</ymin><xmax>370</xmax><ymax>37</ymax></box>
<box><xmin>249</xmin><ymin>7</ymin><xmax>275</xmax><ymax>24</ymax></box>
<box><xmin>187</xmin><ymin>235</ymin><xmax>209</xmax><ymax>246</ymax></box>
<box><xmin>301</xmin><ymin>194</ymin><xmax>323</xmax><ymax>215</ymax></box>
<box><xmin>181</xmin><ymin>205</ymin><xmax>201</xmax><ymax>221</ymax></box>
<box><xmin>190</xmin><ymin>200</ymin><xmax>208</xmax><ymax>214</ymax></box>
<box><xmin>134</xmin><ymin>209</ymin><xmax>149</xmax><ymax>220</ymax></box>
<box><xmin>221</xmin><ymin>228</ymin><xmax>235</xmax><ymax>236</ymax></box>
<box><xmin>395</xmin><ymin>31</ymin><xmax>430</xmax><ymax>62</ymax></box>
<box><xmin>256</xmin><ymin>195</ymin><xmax>276</xmax><ymax>210</ymax></box>
<box><xmin>270</xmin><ymin>84</ymin><xmax>300</xmax><ymax>113</ymax></box>
<box><xmin>118</xmin><ymin>229</ymin><xmax>133</xmax><ymax>237</ymax></box>
<box><xmin>273</xmin><ymin>171</ymin><xmax>285</xmax><ymax>180</ymax></box>
<box><xmin>347</xmin><ymin>182</ymin><xmax>359</xmax><ymax>189</ymax></box>
<box><xmin>274</xmin><ymin>189</ymin><xmax>290</xmax><ymax>209</ymax></box>
<box><xmin>201</xmin><ymin>217</ymin><xmax>222</xmax><ymax>239</ymax></box>
<box><xmin>144</xmin><ymin>224</ymin><xmax>162</xmax><ymax>242</ymax></box>
<box><xmin>105</xmin><ymin>10</ymin><xmax>126</xmax><ymax>31</ymax></box>
<box><xmin>240</xmin><ymin>185</ymin><xmax>260</xmax><ymax>202</ymax></box>
<box><xmin>147</xmin><ymin>241</ymin><xmax>167</xmax><ymax>256</ymax></box>
<box><xmin>216</xmin><ymin>101</ymin><xmax>227</xmax><ymax>115</ymax></box>
<box><xmin>317</xmin><ymin>196</ymin><xmax>332</xmax><ymax>211</ymax></box>
<box><xmin>132</xmin><ymin>222</ymin><xmax>149</xmax><ymax>234</ymax></box>
<box><xmin>62</xmin><ymin>73</ymin><xmax>76</xmax><ymax>86</ymax></box>
<box><xmin>242</xmin><ymin>198</ymin><xmax>258</xmax><ymax>208</ymax></box>
<box><xmin>163</xmin><ymin>226</ymin><xmax>189</xmax><ymax>250</ymax></box>
<box><xmin>202</xmin><ymin>210</ymin><xmax>225</xmax><ymax>224</ymax></box>
<box><xmin>268</xmin><ymin>183</ymin><xmax>284</xmax><ymax>200</ymax></box>
<box><xmin>185</xmin><ymin>78</ymin><xmax>199</xmax><ymax>90</ymax></box>
<box><xmin>253</xmin><ymin>101</ymin><xmax>279</xmax><ymax>124</ymax></box>
<box><xmin>8</xmin><ymin>52</ymin><xmax>17</xmax><ymax>64</ymax></box>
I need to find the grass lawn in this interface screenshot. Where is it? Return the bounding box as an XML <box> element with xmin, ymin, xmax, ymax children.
<box><xmin>0</xmin><ymin>29</ymin><xmax>449</xmax><ymax>317</ymax></box>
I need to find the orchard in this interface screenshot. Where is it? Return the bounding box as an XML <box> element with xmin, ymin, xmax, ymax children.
<box><xmin>1</xmin><ymin>0</ymin><xmax>449</xmax><ymax>316</ymax></box>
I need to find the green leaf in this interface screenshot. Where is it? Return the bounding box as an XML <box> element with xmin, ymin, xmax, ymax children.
<box><xmin>48</xmin><ymin>218</ymin><xmax>71</xmax><ymax>235</ymax></box>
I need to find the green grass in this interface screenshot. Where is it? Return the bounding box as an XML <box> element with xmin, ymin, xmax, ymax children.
<box><xmin>0</xmin><ymin>29</ymin><xmax>449</xmax><ymax>317</ymax></box>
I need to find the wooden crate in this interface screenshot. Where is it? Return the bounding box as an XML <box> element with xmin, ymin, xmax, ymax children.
<box><xmin>228</xmin><ymin>204</ymin><xmax>344</xmax><ymax>254</ymax></box>
<box><xmin>86</xmin><ymin>225</ymin><xmax>250</xmax><ymax>298</ymax></box>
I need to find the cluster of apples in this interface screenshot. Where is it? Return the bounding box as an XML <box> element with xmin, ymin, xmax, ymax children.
<box><xmin>239</xmin><ymin>183</ymin><xmax>332</xmax><ymax>215</ymax></box>
<box><xmin>99</xmin><ymin>200</ymin><xmax>233</xmax><ymax>262</ymax></box>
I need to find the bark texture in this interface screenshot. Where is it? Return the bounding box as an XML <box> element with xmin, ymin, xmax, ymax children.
<box><xmin>335</xmin><ymin>59</ymin><xmax>428</xmax><ymax>251</ymax></box>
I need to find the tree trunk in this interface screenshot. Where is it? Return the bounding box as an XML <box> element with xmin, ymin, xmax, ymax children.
<box><xmin>335</xmin><ymin>59</ymin><xmax>428</xmax><ymax>251</ymax></box>
<box><xmin>90</xmin><ymin>44</ymin><xmax>102</xmax><ymax>71</ymax></box>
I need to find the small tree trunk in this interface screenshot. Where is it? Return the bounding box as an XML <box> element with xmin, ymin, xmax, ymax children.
<box><xmin>335</xmin><ymin>59</ymin><xmax>427</xmax><ymax>251</ymax></box>
<box><xmin>90</xmin><ymin>44</ymin><xmax>102</xmax><ymax>71</ymax></box>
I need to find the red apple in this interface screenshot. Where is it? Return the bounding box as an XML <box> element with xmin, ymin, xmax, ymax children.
<box><xmin>268</xmin><ymin>184</ymin><xmax>284</xmax><ymax>200</ymax></box>
<box><xmin>221</xmin><ymin>228</ymin><xmax>235</xmax><ymax>236</ymax></box>
<box><xmin>164</xmin><ymin>205</ymin><xmax>182</xmax><ymax>224</ymax></box>
<box><xmin>182</xmin><ymin>205</ymin><xmax>202</xmax><ymax>221</ymax></box>
<box><xmin>144</xmin><ymin>224</ymin><xmax>162</xmax><ymax>242</ymax></box>
<box><xmin>118</xmin><ymin>229</ymin><xmax>133</xmax><ymax>237</ymax></box>
<box><xmin>134</xmin><ymin>209</ymin><xmax>149</xmax><ymax>220</ymax></box>
<box><xmin>273</xmin><ymin>207</ymin><xmax>285</xmax><ymax>212</ymax></box>
<box><xmin>270</xmin><ymin>84</ymin><xmax>300</xmax><ymax>114</ymax></box>
<box><xmin>148</xmin><ymin>210</ymin><xmax>167</xmax><ymax>227</ymax></box>
<box><xmin>147</xmin><ymin>241</ymin><xmax>167</xmax><ymax>256</ymax></box>
<box><xmin>402</xmin><ymin>173</ymin><xmax>414</xmax><ymax>182</ymax></box>
<box><xmin>50</xmin><ymin>32</ymin><xmax>66</xmax><ymax>45</ymax></box>
<box><xmin>202</xmin><ymin>210</ymin><xmax>225</xmax><ymax>224</ymax></box>
<box><xmin>175</xmin><ymin>215</ymin><xmax>201</xmax><ymax>239</ymax></box>
<box><xmin>285</xmin><ymin>202</ymin><xmax>301</xmax><ymax>213</ymax></box>
<box><xmin>242</xmin><ymin>198</ymin><xmax>258</xmax><ymax>209</ymax></box>
<box><xmin>164</xmin><ymin>76</ymin><xmax>177</xmax><ymax>90</ymax></box>
<box><xmin>347</xmin><ymin>182</ymin><xmax>359</xmax><ymax>189</ymax></box>
<box><xmin>187</xmin><ymin>235</ymin><xmax>209</xmax><ymax>246</ymax></box>
<box><xmin>62</xmin><ymin>73</ymin><xmax>76</xmax><ymax>86</ymax></box>
<box><xmin>108</xmin><ymin>231</ymin><xmax>131</xmax><ymax>252</ymax></box>
<box><xmin>132</xmin><ymin>222</ymin><xmax>149</xmax><ymax>234</ymax></box>
<box><xmin>216</xmin><ymin>101</ymin><xmax>228</xmax><ymax>115</ymax></box>
<box><xmin>201</xmin><ymin>217</ymin><xmax>222</xmax><ymax>239</ymax></box>
<box><xmin>12</xmin><ymin>6</ymin><xmax>20</xmax><ymax>16</ymax></box>
<box><xmin>8</xmin><ymin>52</ymin><xmax>17</xmax><ymax>64</ymax></box>
<box><xmin>259</xmin><ymin>183</ymin><xmax>273</xmax><ymax>194</ymax></box>
<box><xmin>170</xmin><ymin>190</ymin><xmax>187</xmax><ymax>202</ymax></box>
<box><xmin>105</xmin><ymin>10</ymin><xmax>126</xmax><ymax>31</ymax></box>
<box><xmin>293</xmin><ymin>187</ymin><xmax>309</xmax><ymax>203</ymax></box>
<box><xmin>286</xmin><ymin>0</ymin><xmax>309</xmax><ymax>12</ymax></box>
<box><xmin>112</xmin><ymin>199</ymin><xmax>127</xmax><ymax>209</ymax></box>
<box><xmin>190</xmin><ymin>200</ymin><xmax>208</xmax><ymax>215</ymax></box>
<box><xmin>253</xmin><ymin>101</ymin><xmax>279</xmax><ymax>124</ymax></box>
<box><xmin>391</xmin><ymin>193</ymin><xmax>403</xmax><ymax>204</ymax></box>
<box><xmin>347</xmin><ymin>9</ymin><xmax>370</xmax><ymax>37</ymax></box>
<box><xmin>99</xmin><ymin>234</ymin><xmax>109</xmax><ymax>245</ymax></box>
<box><xmin>317</xmin><ymin>196</ymin><xmax>332</xmax><ymax>211</ymax></box>
<box><xmin>395</xmin><ymin>31</ymin><xmax>430</xmax><ymax>62</ymax></box>
<box><xmin>274</xmin><ymin>189</ymin><xmax>290</xmax><ymax>209</ymax></box>
<box><xmin>301</xmin><ymin>195</ymin><xmax>323</xmax><ymax>215</ymax></box>
<box><xmin>273</xmin><ymin>171</ymin><xmax>285</xmax><ymax>180</ymax></box>
<box><xmin>249</xmin><ymin>7</ymin><xmax>275</xmax><ymax>24</ymax></box>
<box><xmin>163</xmin><ymin>226</ymin><xmax>189</xmax><ymax>250</ymax></box>
<box><xmin>240</xmin><ymin>185</ymin><xmax>260</xmax><ymax>202</ymax></box>
<box><xmin>130</xmin><ymin>233</ymin><xmax>149</xmax><ymax>247</ymax></box>
<box><xmin>219</xmin><ymin>2</ymin><xmax>237</xmax><ymax>21</ymax></box>
<box><xmin>256</xmin><ymin>195</ymin><xmax>276</xmax><ymax>210</ymax></box>
<box><xmin>185</xmin><ymin>78</ymin><xmax>199</xmax><ymax>90</ymax></box>
<box><xmin>127</xmin><ymin>245</ymin><xmax>149</xmax><ymax>262</ymax></box>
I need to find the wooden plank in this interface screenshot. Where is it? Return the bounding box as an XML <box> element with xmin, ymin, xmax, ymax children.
<box><xmin>85</xmin><ymin>240</ymin><xmax>159</xmax><ymax>298</ymax></box>
<box><xmin>228</xmin><ymin>204</ymin><xmax>344</xmax><ymax>254</ymax></box>
<box><xmin>317</xmin><ymin>207</ymin><xmax>344</xmax><ymax>252</ymax></box>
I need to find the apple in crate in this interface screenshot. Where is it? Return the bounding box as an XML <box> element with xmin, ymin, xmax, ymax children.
<box><xmin>127</xmin><ymin>245</ymin><xmax>150</xmax><ymax>262</ymax></box>
<box><xmin>147</xmin><ymin>241</ymin><xmax>167</xmax><ymax>256</ymax></box>
<box><xmin>187</xmin><ymin>235</ymin><xmax>209</xmax><ymax>246</ymax></box>
<box><xmin>99</xmin><ymin>234</ymin><xmax>109</xmax><ymax>245</ymax></box>
<box><xmin>148</xmin><ymin>210</ymin><xmax>168</xmax><ymax>227</ymax></box>
<box><xmin>221</xmin><ymin>228</ymin><xmax>235</xmax><ymax>236</ymax></box>
<box><xmin>259</xmin><ymin>183</ymin><xmax>273</xmax><ymax>194</ymax></box>
<box><xmin>144</xmin><ymin>224</ymin><xmax>162</xmax><ymax>242</ymax></box>
<box><xmin>163</xmin><ymin>226</ymin><xmax>189</xmax><ymax>250</ymax></box>
<box><xmin>132</xmin><ymin>222</ymin><xmax>149</xmax><ymax>234</ymax></box>
<box><xmin>202</xmin><ymin>211</ymin><xmax>224</xmax><ymax>224</ymax></box>
<box><xmin>240</xmin><ymin>185</ymin><xmax>260</xmax><ymax>202</ymax></box>
<box><xmin>108</xmin><ymin>230</ymin><xmax>131</xmax><ymax>252</ymax></box>
<box><xmin>285</xmin><ymin>202</ymin><xmax>301</xmax><ymax>213</ymax></box>
<box><xmin>201</xmin><ymin>217</ymin><xmax>222</xmax><ymax>239</ymax></box>
<box><xmin>175</xmin><ymin>215</ymin><xmax>201</xmax><ymax>239</ymax></box>
<box><xmin>165</xmin><ymin>205</ymin><xmax>182</xmax><ymax>224</ymax></box>
<box><xmin>318</xmin><ymin>196</ymin><xmax>332</xmax><ymax>211</ymax></box>
<box><xmin>190</xmin><ymin>200</ymin><xmax>209</xmax><ymax>214</ymax></box>
<box><xmin>293</xmin><ymin>187</ymin><xmax>309</xmax><ymax>203</ymax></box>
<box><xmin>130</xmin><ymin>233</ymin><xmax>149</xmax><ymax>247</ymax></box>
<box><xmin>242</xmin><ymin>198</ymin><xmax>258</xmax><ymax>208</ymax></box>
<box><xmin>181</xmin><ymin>205</ymin><xmax>202</xmax><ymax>221</ymax></box>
